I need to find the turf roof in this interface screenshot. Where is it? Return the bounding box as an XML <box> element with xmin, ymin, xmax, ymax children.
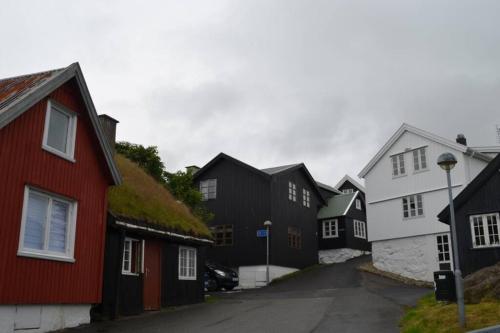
<box><xmin>108</xmin><ymin>154</ymin><xmax>211</xmax><ymax>238</ymax></box>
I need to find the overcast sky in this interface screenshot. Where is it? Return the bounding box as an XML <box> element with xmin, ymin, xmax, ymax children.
<box><xmin>2</xmin><ymin>0</ymin><xmax>500</xmax><ymax>185</ymax></box>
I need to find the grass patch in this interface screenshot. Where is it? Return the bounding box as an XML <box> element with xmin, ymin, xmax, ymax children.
<box><xmin>108</xmin><ymin>155</ymin><xmax>211</xmax><ymax>238</ymax></box>
<box><xmin>401</xmin><ymin>292</ymin><xmax>500</xmax><ymax>333</ymax></box>
<box><xmin>269</xmin><ymin>264</ymin><xmax>322</xmax><ymax>285</ymax></box>
<box><xmin>204</xmin><ymin>294</ymin><xmax>220</xmax><ymax>304</ymax></box>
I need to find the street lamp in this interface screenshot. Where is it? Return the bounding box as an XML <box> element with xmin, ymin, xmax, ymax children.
<box><xmin>437</xmin><ymin>152</ymin><xmax>466</xmax><ymax>328</ymax></box>
<box><xmin>264</xmin><ymin>220</ymin><xmax>272</xmax><ymax>285</ymax></box>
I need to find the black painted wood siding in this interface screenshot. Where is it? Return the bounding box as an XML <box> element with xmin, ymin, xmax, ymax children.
<box><xmin>453</xmin><ymin>170</ymin><xmax>500</xmax><ymax>276</ymax></box>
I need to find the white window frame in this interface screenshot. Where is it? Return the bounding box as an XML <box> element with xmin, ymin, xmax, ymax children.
<box><xmin>302</xmin><ymin>189</ymin><xmax>310</xmax><ymax>207</ymax></box>
<box><xmin>178</xmin><ymin>246</ymin><xmax>197</xmax><ymax>280</ymax></box>
<box><xmin>17</xmin><ymin>186</ymin><xmax>78</xmax><ymax>262</ymax></box>
<box><xmin>342</xmin><ymin>188</ymin><xmax>354</xmax><ymax>194</ymax></box>
<box><xmin>469</xmin><ymin>213</ymin><xmax>500</xmax><ymax>249</ymax></box>
<box><xmin>200</xmin><ymin>179</ymin><xmax>217</xmax><ymax>201</ymax></box>
<box><xmin>413</xmin><ymin>147</ymin><xmax>428</xmax><ymax>173</ymax></box>
<box><xmin>42</xmin><ymin>100</ymin><xmax>78</xmax><ymax>162</ymax></box>
<box><xmin>355</xmin><ymin>199</ymin><xmax>362</xmax><ymax>210</ymax></box>
<box><xmin>121</xmin><ymin>237</ymin><xmax>144</xmax><ymax>275</ymax></box>
<box><xmin>402</xmin><ymin>194</ymin><xmax>424</xmax><ymax>219</ymax></box>
<box><xmin>391</xmin><ymin>153</ymin><xmax>406</xmax><ymax>177</ymax></box>
<box><xmin>322</xmin><ymin>219</ymin><xmax>338</xmax><ymax>239</ymax></box>
<box><xmin>288</xmin><ymin>181</ymin><xmax>296</xmax><ymax>202</ymax></box>
<box><xmin>353</xmin><ymin>220</ymin><xmax>366</xmax><ymax>239</ymax></box>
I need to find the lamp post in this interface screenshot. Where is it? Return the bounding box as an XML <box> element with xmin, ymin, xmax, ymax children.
<box><xmin>264</xmin><ymin>220</ymin><xmax>272</xmax><ymax>285</ymax></box>
<box><xmin>437</xmin><ymin>152</ymin><xmax>466</xmax><ymax>328</ymax></box>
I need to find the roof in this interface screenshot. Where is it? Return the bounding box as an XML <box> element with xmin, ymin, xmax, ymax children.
<box><xmin>358</xmin><ymin>123</ymin><xmax>493</xmax><ymax>178</ymax></box>
<box><xmin>334</xmin><ymin>174</ymin><xmax>365</xmax><ymax>193</ymax></box>
<box><xmin>438</xmin><ymin>152</ymin><xmax>500</xmax><ymax>224</ymax></box>
<box><xmin>469</xmin><ymin>146</ymin><xmax>500</xmax><ymax>154</ymax></box>
<box><xmin>316</xmin><ymin>181</ymin><xmax>342</xmax><ymax>194</ymax></box>
<box><xmin>194</xmin><ymin>153</ymin><xmax>271</xmax><ymax>180</ymax></box>
<box><xmin>108</xmin><ymin>154</ymin><xmax>212</xmax><ymax>240</ymax></box>
<box><xmin>318</xmin><ymin>191</ymin><xmax>359</xmax><ymax>219</ymax></box>
<box><xmin>0</xmin><ymin>63</ymin><xmax>121</xmax><ymax>185</ymax></box>
<box><xmin>261</xmin><ymin>164</ymin><xmax>300</xmax><ymax>175</ymax></box>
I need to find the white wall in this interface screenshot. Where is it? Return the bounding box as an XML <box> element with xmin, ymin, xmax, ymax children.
<box><xmin>238</xmin><ymin>265</ymin><xmax>298</xmax><ymax>289</ymax></box>
<box><xmin>0</xmin><ymin>304</ymin><xmax>90</xmax><ymax>333</ymax></box>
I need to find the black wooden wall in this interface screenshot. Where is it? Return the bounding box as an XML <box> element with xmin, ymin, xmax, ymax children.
<box><xmin>454</xmin><ymin>170</ymin><xmax>500</xmax><ymax>276</ymax></box>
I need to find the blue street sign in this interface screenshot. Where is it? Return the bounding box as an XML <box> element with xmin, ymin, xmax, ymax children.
<box><xmin>257</xmin><ymin>229</ymin><xmax>268</xmax><ymax>238</ymax></box>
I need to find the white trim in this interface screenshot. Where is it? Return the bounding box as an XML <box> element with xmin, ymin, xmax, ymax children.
<box><xmin>115</xmin><ymin>221</ymin><xmax>213</xmax><ymax>244</ymax></box>
<box><xmin>343</xmin><ymin>191</ymin><xmax>359</xmax><ymax>216</ymax></box>
<box><xmin>469</xmin><ymin>146</ymin><xmax>500</xmax><ymax>153</ymax></box>
<box><xmin>367</xmin><ymin>184</ymin><xmax>462</xmax><ymax>205</ymax></box>
<box><xmin>353</xmin><ymin>220</ymin><xmax>367</xmax><ymax>239</ymax></box>
<box><xmin>355</xmin><ymin>199</ymin><xmax>362</xmax><ymax>210</ymax></box>
<box><xmin>41</xmin><ymin>99</ymin><xmax>77</xmax><ymax>162</ymax></box>
<box><xmin>322</xmin><ymin>219</ymin><xmax>338</xmax><ymax>238</ymax></box>
<box><xmin>178</xmin><ymin>246</ymin><xmax>197</xmax><ymax>280</ymax></box>
<box><xmin>469</xmin><ymin>213</ymin><xmax>500</xmax><ymax>249</ymax></box>
<box><xmin>359</xmin><ymin>123</ymin><xmax>471</xmax><ymax>178</ymax></box>
<box><xmin>17</xmin><ymin>186</ymin><xmax>77</xmax><ymax>262</ymax></box>
<box><xmin>334</xmin><ymin>174</ymin><xmax>365</xmax><ymax>192</ymax></box>
<box><xmin>121</xmin><ymin>237</ymin><xmax>143</xmax><ymax>275</ymax></box>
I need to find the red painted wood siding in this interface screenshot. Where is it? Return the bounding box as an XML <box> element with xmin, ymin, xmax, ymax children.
<box><xmin>0</xmin><ymin>79</ymin><xmax>112</xmax><ymax>304</ymax></box>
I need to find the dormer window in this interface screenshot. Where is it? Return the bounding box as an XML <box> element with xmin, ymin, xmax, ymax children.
<box><xmin>342</xmin><ymin>188</ymin><xmax>354</xmax><ymax>194</ymax></box>
<box><xmin>42</xmin><ymin>100</ymin><xmax>77</xmax><ymax>162</ymax></box>
<box><xmin>391</xmin><ymin>153</ymin><xmax>405</xmax><ymax>177</ymax></box>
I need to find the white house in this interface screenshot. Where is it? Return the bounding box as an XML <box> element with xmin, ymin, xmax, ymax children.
<box><xmin>358</xmin><ymin>123</ymin><xmax>497</xmax><ymax>282</ymax></box>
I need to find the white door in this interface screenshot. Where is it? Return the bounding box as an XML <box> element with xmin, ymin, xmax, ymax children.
<box><xmin>436</xmin><ymin>234</ymin><xmax>452</xmax><ymax>271</ymax></box>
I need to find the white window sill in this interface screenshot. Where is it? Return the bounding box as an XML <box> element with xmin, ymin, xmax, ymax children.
<box><xmin>354</xmin><ymin>235</ymin><xmax>367</xmax><ymax>239</ymax></box>
<box><xmin>179</xmin><ymin>276</ymin><xmax>197</xmax><ymax>281</ymax></box>
<box><xmin>471</xmin><ymin>245</ymin><xmax>500</xmax><ymax>250</ymax></box>
<box><xmin>322</xmin><ymin>235</ymin><xmax>339</xmax><ymax>239</ymax></box>
<box><xmin>392</xmin><ymin>174</ymin><xmax>407</xmax><ymax>179</ymax></box>
<box><xmin>413</xmin><ymin>168</ymin><xmax>429</xmax><ymax>175</ymax></box>
<box><xmin>18</xmin><ymin>250</ymin><xmax>75</xmax><ymax>263</ymax></box>
<box><xmin>42</xmin><ymin>145</ymin><xmax>76</xmax><ymax>163</ymax></box>
<box><xmin>122</xmin><ymin>271</ymin><xmax>141</xmax><ymax>276</ymax></box>
<box><xmin>403</xmin><ymin>215</ymin><xmax>425</xmax><ymax>220</ymax></box>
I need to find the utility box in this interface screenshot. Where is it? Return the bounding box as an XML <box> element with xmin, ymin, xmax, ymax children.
<box><xmin>434</xmin><ymin>270</ymin><xmax>456</xmax><ymax>302</ymax></box>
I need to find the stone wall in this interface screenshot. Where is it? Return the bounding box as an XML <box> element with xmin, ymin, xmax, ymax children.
<box><xmin>318</xmin><ymin>248</ymin><xmax>370</xmax><ymax>264</ymax></box>
<box><xmin>238</xmin><ymin>265</ymin><xmax>298</xmax><ymax>288</ymax></box>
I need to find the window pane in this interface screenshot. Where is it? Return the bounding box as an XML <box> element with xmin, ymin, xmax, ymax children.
<box><xmin>392</xmin><ymin>156</ymin><xmax>398</xmax><ymax>176</ymax></box>
<box><xmin>48</xmin><ymin>200</ymin><xmax>69</xmax><ymax>253</ymax></box>
<box><xmin>413</xmin><ymin>150</ymin><xmax>420</xmax><ymax>171</ymax></box>
<box><xmin>399</xmin><ymin>154</ymin><xmax>405</xmax><ymax>174</ymax></box>
<box><xmin>420</xmin><ymin>148</ymin><xmax>427</xmax><ymax>169</ymax></box>
<box><xmin>24</xmin><ymin>193</ymin><xmax>49</xmax><ymax>250</ymax></box>
<box><xmin>47</xmin><ymin>108</ymin><xmax>70</xmax><ymax>153</ymax></box>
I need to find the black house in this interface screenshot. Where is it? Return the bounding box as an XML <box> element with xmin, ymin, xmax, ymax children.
<box><xmin>193</xmin><ymin>153</ymin><xmax>325</xmax><ymax>288</ymax></box>
<box><xmin>98</xmin><ymin>155</ymin><xmax>212</xmax><ymax>319</ymax></box>
<box><xmin>437</xmin><ymin>152</ymin><xmax>500</xmax><ymax>276</ymax></box>
<box><xmin>335</xmin><ymin>174</ymin><xmax>366</xmax><ymax>200</ymax></box>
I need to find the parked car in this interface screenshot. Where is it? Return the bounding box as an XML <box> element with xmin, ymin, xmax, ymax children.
<box><xmin>205</xmin><ymin>262</ymin><xmax>239</xmax><ymax>291</ymax></box>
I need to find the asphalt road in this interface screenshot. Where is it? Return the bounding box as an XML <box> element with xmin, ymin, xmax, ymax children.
<box><xmin>66</xmin><ymin>256</ymin><xmax>430</xmax><ymax>333</ymax></box>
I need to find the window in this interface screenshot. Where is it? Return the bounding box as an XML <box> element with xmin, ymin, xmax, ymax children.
<box><xmin>402</xmin><ymin>194</ymin><xmax>424</xmax><ymax>218</ymax></box>
<box><xmin>200</xmin><ymin>179</ymin><xmax>217</xmax><ymax>200</ymax></box>
<box><xmin>470</xmin><ymin>213</ymin><xmax>500</xmax><ymax>248</ymax></box>
<box><xmin>179</xmin><ymin>246</ymin><xmax>197</xmax><ymax>280</ymax></box>
<box><xmin>302</xmin><ymin>189</ymin><xmax>310</xmax><ymax>207</ymax></box>
<box><xmin>436</xmin><ymin>235</ymin><xmax>451</xmax><ymax>270</ymax></box>
<box><xmin>42</xmin><ymin>100</ymin><xmax>77</xmax><ymax>161</ymax></box>
<box><xmin>288</xmin><ymin>182</ymin><xmax>296</xmax><ymax>202</ymax></box>
<box><xmin>354</xmin><ymin>220</ymin><xmax>366</xmax><ymax>239</ymax></box>
<box><xmin>413</xmin><ymin>147</ymin><xmax>427</xmax><ymax>172</ymax></box>
<box><xmin>355</xmin><ymin>199</ymin><xmax>362</xmax><ymax>210</ymax></box>
<box><xmin>322</xmin><ymin>219</ymin><xmax>338</xmax><ymax>238</ymax></box>
<box><xmin>391</xmin><ymin>154</ymin><xmax>405</xmax><ymax>177</ymax></box>
<box><xmin>342</xmin><ymin>188</ymin><xmax>354</xmax><ymax>194</ymax></box>
<box><xmin>18</xmin><ymin>187</ymin><xmax>77</xmax><ymax>262</ymax></box>
<box><xmin>122</xmin><ymin>238</ymin><xmax>143</xmax><ymax>275</ymax></box>
<box><xmin>288</xmin><ymin>227</ymin><xmax>302</xmax><ymax>249</ymax></box>
<box><xmin>211</xmin><ymin>225</ymin><xmax>233</xmax><ymax>246</ymax></box>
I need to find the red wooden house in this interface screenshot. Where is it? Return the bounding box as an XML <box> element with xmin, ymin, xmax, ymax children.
<box><xmin>0</xmin><ymin>63</ymin><xmax>121</xmax><ymax>333</ymax></box>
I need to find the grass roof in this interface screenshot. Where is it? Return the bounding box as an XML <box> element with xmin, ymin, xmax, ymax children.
<box><xmin>108</xmin><ymin>154</ymin><xmax>211</xmax><ymax>238</ymax></box>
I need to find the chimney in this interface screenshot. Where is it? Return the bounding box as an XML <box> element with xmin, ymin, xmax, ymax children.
<box><xmin>186</xmin><ymin>165</ymin><xmax>200</xmax><ymax>174</ymax></box>
<box><xmin>98</xmin><ymin>114</ymin><xmax>119</xmax><ymax>155</ymax></box>
<box><xmin>456</xmin><ymin>134</ymin><xmax>467</xmax><ymax>146</ymax></box>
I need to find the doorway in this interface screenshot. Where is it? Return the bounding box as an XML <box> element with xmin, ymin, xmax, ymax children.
<box><xmin>143</xmin><ymin>239</ymin><xmax>162</xmax><ymax>310</ymax></box>
<box><xmin>436</xmin><ymin>234</ymin><xmax>452</xmax><ymax>271</ymax></box>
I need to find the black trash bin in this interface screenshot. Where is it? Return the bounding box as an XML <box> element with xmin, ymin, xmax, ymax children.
<box><xmin>434</xmin><ymin>270</ymin><xmax>456</xmax><ymax>302</ymax></box>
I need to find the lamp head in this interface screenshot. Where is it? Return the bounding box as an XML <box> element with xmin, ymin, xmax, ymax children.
<box><xmin>264</xmin><ymin>220</ymin><xmax>272</xmax><ymax>227</ymax></box>
<box><xmin>437</xmin><ymin>152</ymin><xmax>457</xmax><ymax>171</ymax></box>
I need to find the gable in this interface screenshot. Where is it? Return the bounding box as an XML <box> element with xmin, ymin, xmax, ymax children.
<box><xmin>194</xmin><ymin>153</ymin><xmax>270</xmax><ymax>181</ymax></box>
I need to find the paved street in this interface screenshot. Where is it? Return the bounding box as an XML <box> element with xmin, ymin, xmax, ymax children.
<box><xmin>66</xmin><ymin>256</ymin><xmax>429</xmax><ymax>333</ymax></box>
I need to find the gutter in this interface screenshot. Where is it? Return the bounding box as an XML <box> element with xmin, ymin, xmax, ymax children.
<box><xmin>115</xmin><ymin>221</ymin><xmax>214</xmax><ymax>244</ymax></box>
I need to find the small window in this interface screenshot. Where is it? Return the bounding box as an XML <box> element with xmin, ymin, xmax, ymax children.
<box><xmin>322</xmin><ymin>219</ymin><xmax>338</xmax><ymax>238</ymax></box>
<box><xmin>288</xmin><ymin>182</ymin><xmax>296</xmax><ymax>202</ymax></box>
<box><xmin>355</xmin><ymin>199</ymin><xmax>362</xmax><ymax>210</ymax></box>
<box><xmin>200</xmin><ymin>179</ymin><xmax>217</xmax><ymax>201</ymax></box>
<box><xmin>470</xmin><ymin>213</ymin><xmax>500</xmax><ymax>248</ymax></box>
<box><xmin>402</xmin><ymin>194</ymin><xmax>424</xmax><ymax>218</ymax></box>
<box><xmin>413</xmin><ymin>148</ymin><xmax>427</xmax><ymax>172</ymax></box>
<box><xmin>354</xmin><ymin>220</ymin><xmax>366</xmax><ymax>239</ymax></box>
<box><xmin>391</xmin><ymin>154</ymin><xmax>405</xmax><ymax>177</ymax></box>
<box><xmin>302</xmin><ymin>189</ymin><xmax>310</xmax><ymax>207</ymax></box>
<box><xmin>122</xmin><ymin>238</ymin><xmax>144</xmax><ymax>275</ymax></box>
<box><xmin>211</xmin><ymin>225</ymin><xmax>233</xmax><ymax>246</ymax></box>
<box><xmin>288</xmin><ymin>227</ymin><xmax>302</xmax><ymax>249</ymax></box>
<box><xmin>342</xmin><ymin>188</ymin><xmax>354</xmax><ymax>194</ymax></box>
<box><xmin>42</xmin><ymin>100</ymin><xmax>77</xmax><ymax>161</ymax></box>
<box><xmin>18</xmin><ymin>187</ymin><xmax>77</xmax><ymax>262</ymax></box>
<box><xmin>179</xmin><ymin>246</ymin><xmax>197</xmax><ymax>280</ymax></box>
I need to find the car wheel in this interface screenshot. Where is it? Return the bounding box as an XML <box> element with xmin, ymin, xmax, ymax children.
<box><xmin>224</xmin><ymin>286</ymin><xmax>235</xmax><ymax>291</ymax></box>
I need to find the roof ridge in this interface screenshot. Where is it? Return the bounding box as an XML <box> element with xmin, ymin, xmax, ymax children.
<box><xmin>0</xmin><ymin>66</ymin><xmax>66</xmax><ymax>84</ymax></box>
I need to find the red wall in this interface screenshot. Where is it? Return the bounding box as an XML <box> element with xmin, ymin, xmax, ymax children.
<box><xmin>0</xmin><ymin>79</ymin><xmax>112</xmax><ymax>304</ymax></box>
